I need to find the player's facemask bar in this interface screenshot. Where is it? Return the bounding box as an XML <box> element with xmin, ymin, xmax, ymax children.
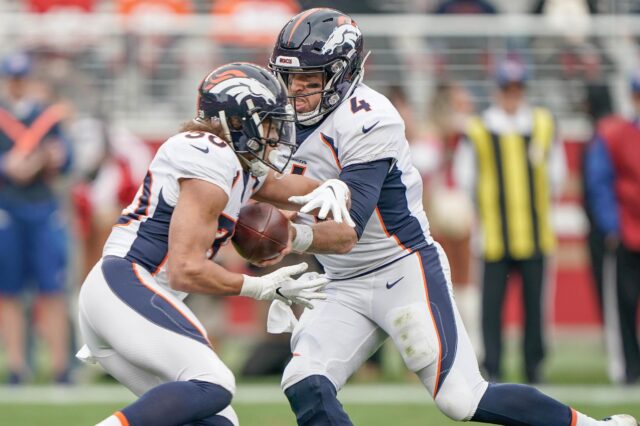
<box><xmin>218</xmin><ymin>101</ymin><xmax>297</xmax><ymax>177</ymax></box>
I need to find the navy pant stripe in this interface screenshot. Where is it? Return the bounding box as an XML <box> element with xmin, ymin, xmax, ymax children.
<box><xmin>101</xmin><ymin>256</ymin><xmax>210</xmax><ymax>347</ymax></box>
<box><xmin>417</xmin><ymin>245</ymin><xmax>458</xmax><ymax>396</ymax></box>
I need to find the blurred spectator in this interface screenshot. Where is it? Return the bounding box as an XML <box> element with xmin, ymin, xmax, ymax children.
<box><xmin>117</xmin><ymin>0</ymin><xmax>193</xmax><ymax>105</ymax></box>
<box><xmin>531</xmin><ymin>0</ymin><xmax>596</xmax><ymax>15</ymax></box>
<box><xmin>417</xmin><ymin>81</ymin><xmax>478</xmax><ymax>344</ymax></box>
<box><xmin>455</xmin><ymin>59</ymin><xmax>566</xmax><ymax>383</ymax></box>
<box><xmin>578</xmin><ymin>42</ymin><xmax>613</xmax><ymax>320</ymax></box>
<box><xmin>70</xmin><ymin>116</ymin><xmax>151</xmax><ymax>277</ymax></box>
<box><xmin>211</xmin><ymin>0</ymin><xmax>299</xmax><ymax>48</ymax></box>
<box><xmin>0</xmin><ymin>51</ymin><xmax>73</xmax><ymax>384</ymax></box>
<box><xmin>584</xmin><ymin>72</ymin><xmax>640</xmax><ymax>385</ymax></box>
<box><xmin>430</xmin><ymin>0</ymin><xmax>497</xmax><ymax>108</ymax></box>
<box><xmin>386</xmin><ymin>85</ymin><xmax>418</xmax><ymax>143</ymax></box>
<box><xmin>434</xmin><ymin>0</ymin><xmax>497</xmax><ymax>14</ymax></box>
<box><xmin>210</xmin><ymin>0</ymin><xmax>299</xmax><ymax>65</ymax></box>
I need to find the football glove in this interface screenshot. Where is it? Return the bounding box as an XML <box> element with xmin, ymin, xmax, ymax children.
<box><xmin>288</xmin><ymin>179</ymin><xmax>356</xmax><ymax>227</ymax></box>
<box><xmin>240</xmin><ymin>262</ymin><xmax>328</xmax><ymax>308</ymax></box>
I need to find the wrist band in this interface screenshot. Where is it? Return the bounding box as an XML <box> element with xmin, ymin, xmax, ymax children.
<box><xmin>291</xmin><ymin>223</ymin><xmax>313</xmax><ymax>252</ymax></box>
<box><xmin>240</xmin><ymin>274</ymin><xmax>260</xmax><ymax>299</ymax></box>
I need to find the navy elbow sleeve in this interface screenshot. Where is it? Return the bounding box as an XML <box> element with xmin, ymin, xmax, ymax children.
<box><xmin>339</xmin><ymin>159</ymin><xmax>392</xmax><ymax>238</ymax></box>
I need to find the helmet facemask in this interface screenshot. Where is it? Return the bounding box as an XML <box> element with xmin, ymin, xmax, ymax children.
<box><xmin>217</xmin><ymin>101</ymin><xmax>296</xmax><ymax>177</ymax></box>
<box><xmin>273</xmin><ymin>54</ymin><xmax>363</xmax><ymax>126</ymax></box>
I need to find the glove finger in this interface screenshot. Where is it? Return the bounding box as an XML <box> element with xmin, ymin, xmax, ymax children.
<box><xmin>330</xmin><ymin>204</ymin><xmax>343</xmax><ymax>223</ymax></box>
<box><xmin>278</xmin><ymin>262</ymin><xmax>309</xmax><ymax>278</ymax></box>
<box><xmin>288</xmin><ymin>194</ymin><xmax>310</xmax><ymax>205</ymax></box>
<box><xmin>288</xmin><ymin>277</ymin><xmax>328</xmax><ymax>292</ymax></box>
<box><xmin>299</xmin><ymin>198</ymin><xmax>322</xmax><ymax>214</ymax></box>
<box><xmin>290</xmin><ymin>297</ymin><xmax>314</xmax><ymax>309</ymax></box>
<box><xmin>317</xmin><ymin>201</ymin><xmax>331</xmax><ymax>220</ymax></box>
<box><xmin>296</xmin><ymin>291</ymin><xmax>327</xmax><ymax>300</ymax></box>
<box><xmin>275</xmin><ymin>293</ymin><xmax>293</xmax><ymax>306</ymax></box>
<box><xmin>303</xmin><ymin>277</ymin><xmax>329</xmax><ymax>290</ymax></box>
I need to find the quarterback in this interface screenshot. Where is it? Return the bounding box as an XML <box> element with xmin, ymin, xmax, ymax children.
<box><xmin>79</xmin><ymin>63</ymin><xmax>352</xmax><ymax>426</ymax></box>
<box><xmin>268</xmin><ymin>8</ymin><xmax>638</xmax><ymax>426</ymax></box>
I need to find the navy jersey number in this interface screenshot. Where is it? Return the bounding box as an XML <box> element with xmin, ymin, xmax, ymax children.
<box><xmin>185</xmin><ymin>131</ymin><xmax>227</xmax><ymax>148</ymax></box>
<box><xmin>350</xmin><ymin>97</ymin><xmax>371</xmax><ymax>114</ymax></box>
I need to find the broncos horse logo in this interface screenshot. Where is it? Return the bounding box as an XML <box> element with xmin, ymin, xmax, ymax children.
<box><xmin>205</xmin><ymin>77</ymin><xmax>277</xmax><ymax>105</ymax></box>
<box><xmin>321</xmin><ymin>24</ymin><xmax>361</xmax><ymax>55</ymax></box>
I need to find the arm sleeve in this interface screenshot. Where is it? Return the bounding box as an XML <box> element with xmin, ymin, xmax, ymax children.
<box><xmin>584</xmin><ymin>136</ymin><xmax>619</xmax><ymax>235</ymax></box>
<box><xmin>339</xmin><ymin>158</ymin><xmax>393</xmax><ymax>239</ymax></box>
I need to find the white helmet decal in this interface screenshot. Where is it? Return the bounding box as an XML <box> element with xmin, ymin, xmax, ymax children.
<box><xmin>207</xmin><ymin>77</ymin><xmax>277</xmax><ymax>105</ymax></box>
<box><xmin>321</xmin><ymin>24</ymin><xmax>361</xmax><ymax>55</ymax></box>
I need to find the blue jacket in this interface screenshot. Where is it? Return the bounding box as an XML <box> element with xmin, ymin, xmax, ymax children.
<box><xmin>0</xmin><ymin>99</ymin><xmax>73</xmax><ymax>204</ymax></box>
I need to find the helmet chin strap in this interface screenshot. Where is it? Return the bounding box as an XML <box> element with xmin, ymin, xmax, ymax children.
<box><xmin>297</xmin><ymin>102</ymin><xmax>324</xmax><ymax>126</ymax></box>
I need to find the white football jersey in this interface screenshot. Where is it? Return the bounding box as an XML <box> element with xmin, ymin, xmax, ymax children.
<box><xmin>103</xmin><ymin>131</ymin><xmax>263</xmax><ymax>297</ymax></box>
<box><xmin>280</xmin><ymin>84</ymin><xmax>433</xmax><ymax>279</ymax></box>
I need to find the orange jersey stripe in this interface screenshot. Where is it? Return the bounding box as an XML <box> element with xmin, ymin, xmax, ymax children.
<box><xmin>374</xmin><ymin>207</ymin><xmax>409</xmax><ymax>252</ymax></box>
<box><xmin>570</xmin><ymin>408</ymin><xmax>577</xmax><ymax>426</ymax></box>
<box><xmin>152</xmin><ymin>254</ymin><xmax>169</xmax><ymax>276</ymax></box>
<box><xmin>114</xmin><ymin>411</ymin><xmax>130</xmax><ymax>426</ymax></box>
<box><xmin>319</xmin><ymin>133</ymin><xmax>342</xmax><ymax>170</ymax></box>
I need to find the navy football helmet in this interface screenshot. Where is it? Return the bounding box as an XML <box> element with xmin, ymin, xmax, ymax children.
<box><xmin>269</xmin><ymin>8</ymin><xmax>366</xmax><ymax>125</ymax></box>
<box><xmin>196</xmin><ymin>62</ymin><xmax>296</xmax><ymax>177</ymax></box>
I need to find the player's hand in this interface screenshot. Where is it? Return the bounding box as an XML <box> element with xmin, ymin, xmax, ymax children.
<box><xmin>279</xmin><ymin>271</ymin><xmax>328</xmax><ymax>309</ymax></box>
<box><xmin>252</xmin><ymin>225</ymin><xmax>293</xmax><ymax>267</ymax></box>
<box><xmin>2</xmin><ymin>149</ymin><xmax>46</xmax><ymax>185</ymax></box>
<box><xmin>241</xmin><ymin>262</ymin><xmax>327</xmax><ymax>308</ymax></box>
<box><xmin>288</xmin><ymin>179</ymin><xmax>356</xmax><ymax>227</ymax></box>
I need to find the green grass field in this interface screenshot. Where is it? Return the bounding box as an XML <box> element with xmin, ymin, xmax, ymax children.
<box><xmin>1</xmin><ymin>329</ymin><xmax>639</xmax><ymax>425</ymax></box>
<box><xmin>1</xmin><ymin>400</ymin><xmax>639</xmax><ymax>426</ymax></box>
<box><xmin>0</xmin><ymin>383</ymin><xmax>639</xmax><ymax>425</ymax></box>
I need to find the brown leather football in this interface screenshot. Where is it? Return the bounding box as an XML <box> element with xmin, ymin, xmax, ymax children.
<box><xmin>232</xmin><ymin>202</ymin><xmax>289</xmax><ymax>263</ymax></box>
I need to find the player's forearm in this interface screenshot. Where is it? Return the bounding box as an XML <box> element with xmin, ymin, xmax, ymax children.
<box><xmin>307</xmin><ymin>221</ymin><xmax>357</xmax><ymax>254</ymax></box>
<box><xmin>254</xmin><ymin>172</ymin><xmax>319</xmax><ymax>210</ymax></box>
<box><xmin>168</xmin><ymin>256</ymin><xmax>244</xmax><ymax>295</ymax></box>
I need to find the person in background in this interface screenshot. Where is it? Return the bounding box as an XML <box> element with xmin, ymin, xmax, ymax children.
<box><xmin>584</xmin><ymin>72</ymin><xmax>640</xmax><ymax>385</ymax></box>
<box><xmin>419</xmin><ymin>81</ymin><xmax>478</xmax><ymax>345</ymax></box>
<box><xmin>0</xmin><ymin>51</ymin><xmax>73</xmax><ymax>384</ymax></box>
<box><xmin>269</xmin><ymin>9</ymin><xmax>636</xmax><ymax>426</ymax></box>
<box><xmin>455</xmin><ymin>58</ymin><xmax>566</xmax><ymax>384</ymax></box>
<box><xmin>70</xmin><ymin>116</ymin><xmax>151</xmax><ymax>278</ymax></box>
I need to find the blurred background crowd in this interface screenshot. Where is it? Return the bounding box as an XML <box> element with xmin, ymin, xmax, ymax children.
<box><xmin>0</xmin><ymin>0</ymin><xmax>639</xmax><ymax>391</ymax></box>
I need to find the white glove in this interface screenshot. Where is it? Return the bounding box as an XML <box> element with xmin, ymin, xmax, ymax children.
<box><xmin>281</xmin><ymin>272</ymin><xmax>327</xmax><ymax>309</ymax></box>
<box><xmin>288</xmin><ymin>179</ymin><xmax>356</xmax><ymax>227</ymax></box>
<box><xmin>240</xmin><ymin>263</ymin><xmax>328</xmax><ymax>308</ymax></box>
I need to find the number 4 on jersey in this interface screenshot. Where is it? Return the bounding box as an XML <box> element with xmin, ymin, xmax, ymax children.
<box><xmin>350</xmin><ymin>97</ymin><xmax>371</xmax><ymax>114</ymax></box>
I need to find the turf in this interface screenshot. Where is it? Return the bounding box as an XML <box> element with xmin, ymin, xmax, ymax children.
<box><xmin>1</xmin><ymin>402</ymin><xmax>639</xmax><ymax>426</ymax></box>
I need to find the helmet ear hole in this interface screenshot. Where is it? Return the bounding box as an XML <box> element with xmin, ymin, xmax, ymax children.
<box><xmin>229</xmin><ymin>116</ymin><xmax>243</xmax><ymax>131</ymax></box>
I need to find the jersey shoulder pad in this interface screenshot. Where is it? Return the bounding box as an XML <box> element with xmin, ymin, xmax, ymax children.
<box><xmin>333</xmin><ymin>85</ymin><xmax>405</xmax><ymax>167</ymax></box>
<box><xmin>159</xmin><ymin>131</ymin><xmax>240</xmax><ymax>196</ymax></box>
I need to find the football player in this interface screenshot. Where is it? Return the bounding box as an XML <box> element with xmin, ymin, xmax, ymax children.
<box><xmin>79</xmin><ymin>62</ymin><xmax>353</xmax><ymax>426</ymax></box>
<box><xmin>268</xmin><ymin>8</ymin><xmax>638</xmax><ymax>426</ymax></box>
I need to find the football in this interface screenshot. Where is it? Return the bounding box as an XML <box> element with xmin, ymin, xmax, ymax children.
<box><xmin>232</xmin><ymin>202</ymin><xmax>289</xmax><ymax>263</ymax></box>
